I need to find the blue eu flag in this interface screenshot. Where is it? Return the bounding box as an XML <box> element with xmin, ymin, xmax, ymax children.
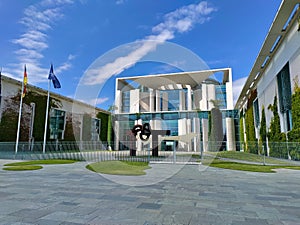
<box><xmin>48</xmin><ymin>64</ymin><xmax>61</xmax><ymax>89</ymax></box>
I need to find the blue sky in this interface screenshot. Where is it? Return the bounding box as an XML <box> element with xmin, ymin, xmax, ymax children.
<box><xmin>0</xmin><ymin>0</ymin><xmax>282</xmax><ymax>110</ymax></box>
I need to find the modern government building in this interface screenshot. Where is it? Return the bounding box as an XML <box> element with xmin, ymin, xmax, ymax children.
<box><xmin>0</xmin><ymin>0</ymin><xmax>299</xmax><ymax>156</ymax></box>
<box><xmin>235</xmin><ymin>0</ymin><xmax>300</xmax><ymax>156</ymax></box>
<box><xmin>114</xmin><ymin>68</ymin><xmax>239</xmax><ymax>152</ymax></box>
<box><xmin>0</xmin><ymin>74</ymin><xmax>109</xmax><ymax>151</ymax></box>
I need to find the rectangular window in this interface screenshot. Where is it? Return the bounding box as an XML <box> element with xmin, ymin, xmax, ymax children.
<box><xmin>277</xmin><ymin>63</ymin><xmax>292</xmax><ymax>113</ymax></box>
<box><xmin>277</xmin><ymin>62</ymin><xmax>292</xmax><ymax>131</ymax></box>
<box><xmin>122</xmin><ymin>91</ymin><xmax>130</xmax><ymax>113</ymax></box>
<box><xmin>215</xmin><ymin>85</ymin><xmax>227</xmax><ymax>109</ymax></box>
<box><xmin>91</xmin><ymin>118</ymin><xmax>101</xmax><ymax>141</ymax></box>
<box><xmin>253</xmin><ymin>99</ymin><xmax>260</xmax><ymax>128</ymax></box>
<box><xmin>49</xmin><ymin>109</ymin><xmax>66</xmax><ymax>140</ymax></box>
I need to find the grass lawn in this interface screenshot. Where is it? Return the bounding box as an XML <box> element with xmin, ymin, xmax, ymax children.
<box><xmin>4</xmin><ymin>159</ymin><xmax>77</xmax><ymax>167</ymax></box>
<box><xmin>204</xmin><ymin>159</ymin><xmax>300</xmax><ymax>173</ymax></box>
<box><xmin>86</xmin><ymin>161</ymin><xmax>151</xmax><ymax>176</ymax></box>
<box><xmin>2</xmin><ymin>165</ymin><xmax>43</xmax><ymax>171</ymax></box>
<box><xmin>3</xmin><ymin>159</ymin><xmax>77</xmax><ymax>171</ymax></box>
<box><xmin>211</xmin><ymin>151</ymin><xmax>292</xmax><ymax>165</ymax></box>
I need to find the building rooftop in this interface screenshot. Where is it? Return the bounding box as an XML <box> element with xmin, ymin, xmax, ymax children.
<box><xmin>235</xmin><ymin>0</ymin><xmax>300</xmax><ymax>109</ymax></box>
<box><xmin>0</xmin><ymin>74</ymin><xmax>109</xmax><ymax>114</ymax></box>
<box><xmin>116</xmin><ymin>68</ymin><xmax>231</xmax><ymax>91</ymax></box>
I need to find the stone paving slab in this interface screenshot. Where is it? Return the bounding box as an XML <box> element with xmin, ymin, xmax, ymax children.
<box><xmin>1</xmin><ymin>160</ymin><xmax>300</xmax><ymax>224</ymax></box>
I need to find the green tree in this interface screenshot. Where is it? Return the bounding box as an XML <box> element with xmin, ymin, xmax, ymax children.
<box><xmin>288</xmin><ymin>78</ymin><xmax>300</xmax><ymax>142</ymax></box>
<box><xmin>287</xmin><ymin>78</ymin><xmax>300</xmax><ymax>159</ymax></box>
<box><xmin>107</xmin><ymin>105</ymin><xmax>117</xmax><ymax>149</ymax></box>
<box><xmin>244</xmin><ymin>105</ymin><xmax>257</xmax><ymax>153</ymax></box>
<box><xmin>267</xmin><ymin>96</ymin><xmax>286</xmax><ymax>157</ymax></box>
<box><xmin>96</xmin><ymin>112</ymin><xmax>109</xmax><ymax>141</ymax></box>
<box><xmin>259</xmin><ymin>107</ymin><xmax>267</xmax><ymax>155</ymax></box>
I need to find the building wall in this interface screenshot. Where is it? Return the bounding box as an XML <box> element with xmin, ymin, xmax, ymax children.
<box><xmin>115</xmin><ymin>69</ymin><xmax>238</xmax><ymax>152</ymax></box>
<box><xmin>0</xmin><ymin>75</ymin><xmax>109</xmax><ymax>143</ymax></box>
<box><xmin>236</xmin><ymin>2</ymin><xmax>300</xmax><ymax>157</ymax></box>
<box><xmin>256</xmin><ymin>21</ymin><xmax>300</xmax><ymax>132</ymax></box>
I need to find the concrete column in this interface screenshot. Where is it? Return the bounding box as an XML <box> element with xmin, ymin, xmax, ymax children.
<box><xmin>149</xmin><ymin>89</ymin><xmax>154</xmax><ymax>112</ymax></box>
<box><xmin>130</xmin><ymin>89</ymin><xmax>139</xmax><ymax>113</ymax></box>
<box><xmin>193</xmin><ymin>88</ymin><xmax>202</xmax><ymax>110</ymax></box>
<box><xmin>115</xmin><ymin>90</ymin><xmax>121</xmax><ymax>113</ymax></box>
<box><xmin>226</xmin><ymin>68</ymin><xmax>234</xmax><ymax>110</ymax></box>
<box><xmin>187</xmin><ymin>86</ymin><xmax>192</xmax><ymax>110</ymax></box>
<box><xmin>226</xmin><ymin>118</ymin><xmax>236</xmax><ymax>151</ymax></box>
<box><xmin>207</xmin><ymin>84</ymin><xmax>216</xmax><ymax>110</ymax></box>
<box><xmin>114</xmin><ymin>120</ymin><xmax>119</xmax><ymax>151</ymax></box>
<box><xmin>162</xmin><ymin>92</ymin><xmax>168</xmax><ymax>111</ymax></box>
<box><xmin>202</xmin><ymin>118</ymin><xmax>209</xmax><ymax>152</ymax></box>
<box><xmin>186</xmin><ymin>119</ymin><xmax>192</xmax><ymax>152</ymax></box>
<box><xmin>156</xmin><ymin>90</ymin><xmax>160</xmax><ymax>112</ymax></box>
<box><xmin>200</xmin><ymin>84</ymin><xmax>207</xmax><ymax>110</ymax></box>
<box><xmin>193</xmin><ymin>117</ymin><xmax>200</xmax><ymax>152</ymax></box>
<box><xmin>178</xmin><ymin>118</ymin><xmax>186</xmax><ymax>150</ymax></box>
<box><xmin>179</xmin><ymin>90</ymin><xmax>186</xmax><ymax>111</ymax></box>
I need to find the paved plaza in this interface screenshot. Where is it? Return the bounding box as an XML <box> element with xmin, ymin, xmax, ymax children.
<box><xmin>1</xmin><ymin>160</ymin><xmax>300</xmax><ymax>225</ymax></box>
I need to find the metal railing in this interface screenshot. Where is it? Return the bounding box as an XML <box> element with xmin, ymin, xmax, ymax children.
<box><xmin>0</xmin><ymin>141</ymin><xmax>299</xmax><ymax>162</ymax></box>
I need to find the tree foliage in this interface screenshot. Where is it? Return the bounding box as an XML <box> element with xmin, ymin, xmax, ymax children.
<box><xmin>259</xmin><ymin>107</ymin><xmax>267</xmax><ymax>155</ymax></box>
<box><xmin>96</xmin><ymin>112</ymin><xmax>109</xmax><ymax>141</ymax></box>
<box><xmin>288</xmin><ymin>78</ymin><xmax>300</xmax><ymax>142</ymax></box>
<box><xmin>267</xmin><ymin>96</ymin><xmax>286</xmax><ymax>157</ymax></box>
<box><xmin>244</xmin><ymin>105</ymin><xmax>257</xmax><ymax>153</ymax></box>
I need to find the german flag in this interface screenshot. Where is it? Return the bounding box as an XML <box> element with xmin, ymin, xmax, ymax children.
<box><xmin>22</xmin><ymin>65</ymin><xmax>27</xmax><ymax>98</ymax></box>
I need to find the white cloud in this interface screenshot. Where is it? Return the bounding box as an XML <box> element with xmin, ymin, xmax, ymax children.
<box><xmin>68</xmin><ymin>54</ymin><xmax>76</xmax><ymax>61</ymax></box>
<box><xmin>6</xmin><ymin>0</ymin><xmax>74</xmax><ymax>84</ymax></box>
<box><xmin>83</xmin><ymin>1</ymin><xmax>217</xmax><ymax>85</ymax></box>
<box><xmin>56</xmin><ymin>62</ymin><xmax>72</xmax><ymax>74</ymax></box>
<box><xmin>152</xmin><ymin>1</ymin><xmax>216</xmax><ymax>34</ymax></box>
<box><xmin>232</xmin><ymin>76</ymin><xmax>247</xmax><ymax>104</ymax></box>
<box><xmin>95</xmin><ymin>97</ymin><xmax>109</xmax><ymax>105</ymax></box>
<box><xmin>75</xmin><ymin>97</ymin><xmax>110</xmax><ymax>106</ymax></box>
<box><xmin>116</xmin><ymin>0</ymin><xmax>126</xmax><ymax>5</ymax></box>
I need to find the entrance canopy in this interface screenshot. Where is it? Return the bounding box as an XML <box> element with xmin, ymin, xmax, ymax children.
<box><xmin>162</xmin><ymin>133</ymin><xmax>198</xmax><ymax>144</ymax></box>
<box><xmin>116</xmin><ymin>68</ymin><xmax>231</xmax><ymax>90</ymax></box>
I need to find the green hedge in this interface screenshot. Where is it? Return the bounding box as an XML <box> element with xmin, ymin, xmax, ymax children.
<box><xmin>244</xmin><ymin>105</ymin><xmax>257</xmax><ymax>153</ymax></box>
<box><xmin>267</xmin><ymin>96</ymin><xmax>286</xmax><ymax>157</ymax></box>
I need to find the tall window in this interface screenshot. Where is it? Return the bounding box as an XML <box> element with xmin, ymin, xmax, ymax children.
<box><xmin>215</xmin><ymin>85</ymin><xmax>227</xmax><ymax>109</ymax></box>
<box><xmin>253</xmin><ymin>99</ymin><xmax>260</xmax><ymax>128</ymax></box>
<box><xmin>160</xmin><ymin>90</ymin><xmax>181</xmax><ymax>111</ymax></box>
<box><xmin>91</xmin><ymin>118</ymin><xmax>101</xmax><ymax>141</ymax></box>
<box><xmin>277</xmin><ymin>62</ymin><xmax>292</xmax><ymax>131</ymax></box>
<box><xmin>49</xmin><ymin>109</ymin><xmax>66</xmax><ymax>140</ymax></box>
<box><xmin>122</xmin><ymin>91</ymin><xmax>130</xmax><ymax>113</ymax></box>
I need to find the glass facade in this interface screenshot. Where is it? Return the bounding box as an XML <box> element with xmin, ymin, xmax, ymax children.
<box><xmin>49</xmin><ymin>109</ymin><xmax>66</xmax><ymax>140</ymax></box>
<box><xmin>253</xmin><ymin>99</ymin><xmax>260</xmax><ymax>128</ymax></box>
<box><xmin>215</xmin><ymin>85</ymin><xmax>227</xmax><ymax>109</ymax></box>
<box><xmin>277</xmin><ymin>63</ymin><xmax>292</xmax><ymax>113</ymax></box>
<box><xmin>122</xmin><ymin>91</ymin><xmax>130</xmax><ymax>113</ymax></box>
<box><xmin>115</xmin><ymin>110</ymin><xmax>240</xmax><ymax>151</ymax></box>
<box><xmin>277</xmin><ymin>62</ymin><xmax>292</xmax><ymax>131</ymax></box>
<box><xmin>91</xmin><ymin>118</ymin><xmax>101</xmax><ymax>141</ymax></box>
<box><xmin>160</xmin><ymin>89</ymin><xmax>187</xmax><ymax>111</ymax></box>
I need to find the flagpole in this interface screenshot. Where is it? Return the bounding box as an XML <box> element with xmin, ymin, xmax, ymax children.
<box><xmin>43</xmin><ymin>79</ymin><xmax>51</xmax><ymax>154</ymax></box>
<box><xmin>15</xmin><ymin>80</ymin><xmax>24</xmax><ymax>154</ymax></box>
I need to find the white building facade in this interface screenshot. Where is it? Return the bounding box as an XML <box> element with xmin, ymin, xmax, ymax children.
<box><xmin>236</xmin><ymin>0</ymin><xmax>300</xmax><ymax>156</ymax></box>
<box><xmin>114</xmin><ymin>68</ymin><xmax>239</xmax><ymax>152</ymax></box>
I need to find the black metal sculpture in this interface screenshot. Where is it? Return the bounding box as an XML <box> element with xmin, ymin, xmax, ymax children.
<box><xmin>131</xmin><ymin>123</ymin><xmax>170</xmax><ymax>157</ymax></box>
